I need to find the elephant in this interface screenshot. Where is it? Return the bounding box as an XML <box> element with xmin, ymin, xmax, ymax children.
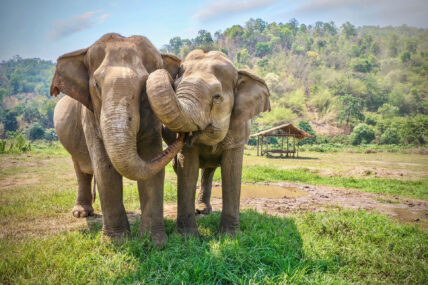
<box><xmin>51</xmin><ymin>33</ymin><xmax>184</xmax><ymax>245</ymax></box>
<box><xmin>146</xmin><ymin>49</ymin><xmax>270</xmax><ymax>236</ymax></box>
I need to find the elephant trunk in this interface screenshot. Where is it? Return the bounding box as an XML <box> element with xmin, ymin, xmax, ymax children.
<box><xmin>146</xmin><ymin>69</ymin><xmax>207</xmax><ymax>132</ymax></box>
<box><xmin>100</xmin><ymin>80</ymin><xmax>184</xmax><ymax>181</ymax></box>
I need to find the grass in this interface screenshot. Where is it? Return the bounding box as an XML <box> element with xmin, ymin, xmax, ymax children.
<box><xmin>233</xmin><ymin>166</ymin><xmax>428</xmax><ymax>199</ymax></box>
<box><xmin>1</xmin><ymin>144</ymin><xmax>428</xmax><ymax>284</ymax></box>
<box><xmin>1</xmin><ymin>210</ymin><xmax>427</xmax><ymax>284</ymax></box>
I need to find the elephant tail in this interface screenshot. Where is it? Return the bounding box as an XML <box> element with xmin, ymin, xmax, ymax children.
<box><xmin>92</xmin><ymin>176</ymin><xmax>96</xmax><ymax>204</ymax></box>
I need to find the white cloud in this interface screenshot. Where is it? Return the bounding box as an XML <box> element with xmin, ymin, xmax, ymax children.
<box><xmin>49</xmin><ymin>11</ymin><xmax>110</xmax><ymax>41</ymax></box>
<box><xmin>193</xmin><ymin>0</ymin><xmax>277</xmax><ymax>22</ymax></box>
<box><xmin>289</xmin><ymin>0</ymin><xmax>428</xmax><ymax>27</ymax></box>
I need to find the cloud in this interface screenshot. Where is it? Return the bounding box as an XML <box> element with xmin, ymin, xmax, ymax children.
<box><xmin>49</xmin><ymin>11</ymin><xmax>110</xmax><ymax>40</ymax></box>
<box><xmin>193</xmin><ymin>0</ymin><xmax>277</xmax><ymax>21</ymax></box>
<box><xmin>289</xmin><ymin>0</ymin><xmax>428</xmax><ymax>27</ymax></box>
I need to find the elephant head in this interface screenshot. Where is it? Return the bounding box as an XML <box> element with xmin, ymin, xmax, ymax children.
<box><xmin>146</xmin><ymin>50</ymin><xmax>270</xmax><ymax>145</ymax></box>
<box><xmin>50</xmin><ymin>33</ymin><xmax>183</xmax><ymax>180</ymax></box>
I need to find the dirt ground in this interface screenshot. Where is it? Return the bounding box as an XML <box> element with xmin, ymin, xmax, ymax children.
<box><xmin>1</xmin><ymin>152</ymin><xmax>427</xmax><ymax>238</ymax></box>
<box><xmin>2</xmin><ymin>181</ymin><xmax>427</xmax><ymax>239</ymax></box>
<box><xmin>166</xmin><ymin>182</ymin><xmax>428</xmax><ymax>230</ymax></box>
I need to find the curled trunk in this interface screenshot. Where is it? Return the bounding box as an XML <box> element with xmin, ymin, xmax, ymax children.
<box><xmin>146</xmin><ymin>69</ymin><xmax>203</xmax><ymax>132</ymax></box>
<box><xmin>101</xmin><ymin>91</ymin><xmax>184</xmax><ymax>181</ymax></box>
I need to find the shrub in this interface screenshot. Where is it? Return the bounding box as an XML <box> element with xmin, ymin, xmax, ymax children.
<box><xmin>29</xmin><ymin>123</ymin><xmax>45</xmax><ymax>141</ymax></box>
<box><xmin>297</xmin><ymin>121</ymin><xmax>316</xmax><ymax>145</ymax></box>
<box><xmin>44</xmin><ymin>128</ymin><xmax>57</xmax><ymax>141</ymax></box>
<box><xmin>350</xmin><ymin>123</ymin><xmax>375</xmax><ymax>145</ymax></box>
<box><xmin>380</xmin><ymin>127</ymin><xmax>400</xmax><ymax>144</ymax></box>
<box><xmin>400</xmin><ymin>115</ymin><xmax>428</xmax><ymax>145</ymax></box>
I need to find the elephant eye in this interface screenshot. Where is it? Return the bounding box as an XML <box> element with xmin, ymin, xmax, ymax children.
<box><xmin>93</xmin><ymin>80</ymin><xmax>101</xmax><ymax>91</ymax></box>
<box><xmin>213</xmin><ymin>94</ymin><xmax>221</xmax><ymax>99</ymax></box>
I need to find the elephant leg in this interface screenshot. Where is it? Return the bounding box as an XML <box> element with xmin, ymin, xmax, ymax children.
<box><xmin>176</xmin><ymin>146</ymin><xmax>200</xmax><ymax>236</ymax></box>
<box><xmin>71</xmin><ymin>158</ymin><xmax>94</xmax><ymax>218</ymax></box>
<box><xmin>137</xmin><ymin>135</ymin><xmax>166</xmax><ymax>246</ymax></box>
<box><xmin>220</xmin><ymin>146</ymin><xmax>244</xmax><ymax>235</ymax></box>
<box><xmin>82</xmin><ymin>111</ymin><xmax>129</xmax><ymax>239</ymax></box>
<box><xmin>196</xmin><ymin>167</ymin><xmax>216</xmax><ymax>215</ymax></box>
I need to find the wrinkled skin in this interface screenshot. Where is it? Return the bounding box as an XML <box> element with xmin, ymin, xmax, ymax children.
<box><xmin>147</xmin><ymin>50</ymin><xmax>270</xmax><ymax>235</ymax></box>
<box><xmin>52</xmin><ymin>34</ymin><xmax>184</xmax><ymax>245</ymax></box>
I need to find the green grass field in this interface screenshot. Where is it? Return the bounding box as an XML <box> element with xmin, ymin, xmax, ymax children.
<box><xmin>1</xmin><ymin>146</ymin><xmax>427</xmax><ymax>284</ymax></box>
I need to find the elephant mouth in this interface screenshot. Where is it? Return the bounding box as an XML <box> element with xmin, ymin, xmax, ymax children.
<box><xmin>185</xmin><ymin>131</ymin><xmax>201</xmax><ymax>147</ymax></box>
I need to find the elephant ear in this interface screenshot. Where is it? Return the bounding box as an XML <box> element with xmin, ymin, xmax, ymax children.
<box><xmin>231</xmin><ymin>70</ymin><xmax>271</xmax><ymax>126</ymax></box>
<box><xmin>161</xmin><ymin>53</ymin><xmax>181</xmax><ymax>79</ymax></box>
<box><xmin>50</xmin><ymin>48</ymin><xmax>93</xmax><ymax>111</ymax></box>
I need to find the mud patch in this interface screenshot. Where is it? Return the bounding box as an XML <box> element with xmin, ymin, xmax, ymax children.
<box><xmin>206</xmin><ymin>182</ymin><xmax>428</xmax><ymax>230</ymax></box>
<box><xmin>211</xmin><ymin>184</ymin><xmax>307</xmax><ymax>199</ymax></box>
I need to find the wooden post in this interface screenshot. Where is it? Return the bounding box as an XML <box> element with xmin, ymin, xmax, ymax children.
<box><xmin>261</xmin><ymin>135</ymin><xmax>263</xmax><ymax>156</ymax></box>
<box><xmin>281</xmin><ymin>136</ymin><xmax>284</xmax><ymax>158</ymax></box>
<box><xmin>286</xmin><ymin>135</ymin><xmax>289</xmax><ymax>158</ymax></box>
<box><xmin>257</xmin><ymin>136</ymin><xmax>259</xmax><ymax>156</ymax></box>
<box><xmin>292</xmin><ymin>135</ymin><xmax>294</xmax><ymax>158</ymax></box>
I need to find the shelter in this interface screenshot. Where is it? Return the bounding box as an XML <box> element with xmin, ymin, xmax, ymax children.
<box><xmin>250</xmin><ymin>123</ymin><xmax>313</xmax><ymax>157</ymax></box>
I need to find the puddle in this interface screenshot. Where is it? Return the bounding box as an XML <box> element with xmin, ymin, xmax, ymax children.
<box><xmin>211</xmin><ymin>184</ymin><xmax>308</xmax><ymax>199</ymax></box>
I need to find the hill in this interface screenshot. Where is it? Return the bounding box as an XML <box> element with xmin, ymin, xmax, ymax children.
<box><xmin>1</xmin><ymin>19</ymin><xmax>427</xmax><ymax>145</ymax></box>
<box><xmin>162</xmin><ymin>19</ymin><xmax>428</xmax><ymax>144</ymax></box>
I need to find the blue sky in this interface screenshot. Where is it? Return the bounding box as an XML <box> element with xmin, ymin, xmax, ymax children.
<box><xmin>1</xmin><ymin>0</ymin><xmax>427</xmax><ymax>61</ymax></box>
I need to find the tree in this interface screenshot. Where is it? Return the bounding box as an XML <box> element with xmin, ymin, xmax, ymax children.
<box><xmin>3</xmin><ymin>111</ymin><xmax>18</xmax><ymax>132</ymax></box>
<box><xmin>341</xmin><ymin>22</ymin><xmax>357</xmax><ymax>39</ymax></box>
<box><xmin>28</xmin><ymin>122</ymin><xmax>45</xmax><ymax>140</ymax></box>
<box><xmin>297</xmin><ymin>121</ymin><xmax>316</xmax><ymax>145</ymax></box>
<box><xmin>255</xmin><ymin>42</ymin><xmax>270</xmax><ymax>57</ymax></box>
<box><xmin>169</xmin><ymin>37</ymin><xmax>183</xmax><ymax>55</ymax></box>
<box><xmin>350</xmin><ymin>123</ymin><xmax>375</xmax><ymax>145</ymax></box>
<box><xmin>380</xmin><ymin>128</ymin><xmax>400</xmax><ymax>144</ymax></box>
<box><xmin>337</xmin><ymin>95</ymin><xmax>364</xmax><ymax>126</ymax></box>
<box><xmin>193</xmin><ymin>30</ymin><xmax>213</xmax><ymax>48</ymax></box>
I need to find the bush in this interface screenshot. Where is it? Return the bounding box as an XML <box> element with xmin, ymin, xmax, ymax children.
<box><xmin>44</xmin><ymin>128</ymin><xmax>57</xmax><ymax>141</ymax></box>
<box><xmin>29</xmin><ymin>123</ymin><xmax>45</xmax><ymax>141</ymax></box>
<box><xmin>400</xmin><ymin>115</ymin><xmax>428</xmax><ymax>145</ymax></box>
<box><xmin>330</xmin><ymin>134</ymin><xmax>350</xmax><ymax>144</ymax></box>
<box><xmin>380</xmin><ymin>127</ymin><xmax>400</xmax><ymax>144</ymax></box>
<box><xmin>297</xmin><ymin>121</ymin><xmax>316</xmax><ymax>145</ymax></box>
<box><xmin>0</xmin><ymin>133</ymin><xmax>31</xmax><ymax>153</ymax></box>
<box><xmin>350</xmin><ymin>123</ymin><xmax>375</xmax><ymax>145</ymax></box>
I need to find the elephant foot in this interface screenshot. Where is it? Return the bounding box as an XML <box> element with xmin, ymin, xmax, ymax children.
<box><xmin>101</xmin><ymin>226</ymin><xmax>130</xmax><ymax>244</ymax></box>
<box><xmin>72</xmin><ymin>204</ymin><xmax>94</xmax><ymax>218</ymax></box>
<box><xmin>177</xmin><ymin>218</ymin><xmax>199</xmax><ymax>237</ymax></box>
<box><xmin>140</xmin><ymin>221</ymin><xmax>167</xmax><ymax>247</ymax></box>
<box><xmin>195</xmin><ymin>202</ymin><xmax>212</xmax><ymax>215</ymax></box>
<box><xmin>220</xmin><ymin>215</ymin><xmax>240</xmax><ymax>236</ymax></box>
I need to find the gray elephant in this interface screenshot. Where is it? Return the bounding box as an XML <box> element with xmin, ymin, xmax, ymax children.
<box><xmin>146</xmin><ymin>50</ymin><xmax>270</xmax><ymax>236</ymax></box>
<box><xmin>51</xmin><ymin>33</ymin><xmax>184</xmax><ymax>245</ymax></box>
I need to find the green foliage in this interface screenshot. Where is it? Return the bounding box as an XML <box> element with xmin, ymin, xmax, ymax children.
<box><xmin>28</xmin><ymin>122</ymin><xmax>45</xmax><ymax>141</ymax></box>
<box><xmin>0</xmin><ymin>133</ymin><xmax>31</xmax><ymax>153</ymax></box>
<box><xmin>3</xmin><ymin>110</ymin><xmax>18</xmax><ymax>132</ymax></box>
<box><xmin>255</xmin><ymin>42</ymin><xmax>271</xmax><ymax>57</ymax></box>
<box><xmin>350</xmin><ymin>123</ymin><xmax>375</xmax><ymax>145</ymax></box>
<box><xmin>43</xmin><ymin>128</ymin><xmax>57</xmax><ymax>141</ymax></box>
<box><xmin>350</xmin><ymin>55</ymin><xmax>379</xmax><ymax>73</ymax></box>
<box><xmin>337</xmin><ymin>95</ymin><xmax>364</xmax><ymax>126</ymax></box>
<box><xmin>297</xmin><ymin>120</ymin><xmax>316</xmax><ymax>145</ymax></box>
<box><xmin>380</xmin><ymin>127</ymin><xmax>400</xmax><ymax>144</ymax></box>
<box><xmin>400</xmin><ymin>115</ymin><xmax>428</xmax><ymax>145</ymax></box>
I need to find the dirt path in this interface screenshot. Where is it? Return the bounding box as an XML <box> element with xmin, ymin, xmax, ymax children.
<box><xmin>2</xmin><ymin>182</ymin><xmax>427</xmax><ymax>238</ymax></box>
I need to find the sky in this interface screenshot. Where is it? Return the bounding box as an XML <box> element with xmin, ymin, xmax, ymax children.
<box><xmin>0</xmin><ymin>0</ymin><xmax>427</xmax><ymax>61</ymax></box>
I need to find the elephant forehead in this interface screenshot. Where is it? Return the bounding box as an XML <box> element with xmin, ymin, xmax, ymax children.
<box><xmin>183</xmin><ymin>58</ymin><xmax>237</xmax><ymax>83</ymax></box>
<box><xmin>86</xmin><ymin>35</ymin><xmax>162</xmax><ymax>73</ymax></box>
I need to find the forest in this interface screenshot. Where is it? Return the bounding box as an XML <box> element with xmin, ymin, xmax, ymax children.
<box><xmin>1</xmin><ymin>19</ymin><xmax>427</xmax><ymax>147</ymax></box>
